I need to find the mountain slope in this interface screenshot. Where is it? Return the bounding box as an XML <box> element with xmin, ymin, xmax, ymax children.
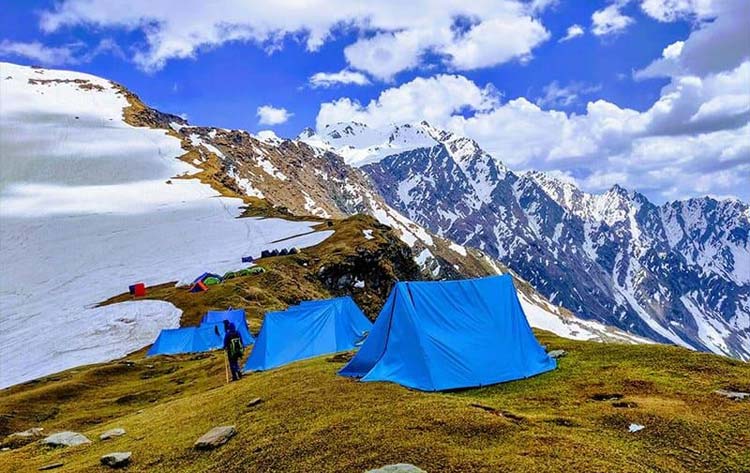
<box><xmin>0</xmin><ymin>62</ymin><xmax>334</xmax><ymax>388</ymax></box>
<box><xmin>306</xmin><ymin>121</ymin><xmax>750</xmax><ymax>360</ymax></box>
<box><xmin>2</xmin><ymin>328</ymin><xmax>748</xmax><ymax>472</ymax></box>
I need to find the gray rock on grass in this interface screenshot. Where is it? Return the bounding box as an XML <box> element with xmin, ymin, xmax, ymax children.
<box><xmin>101</xmin><ymin>451</ymin><xmax>132</xmax><ymax>468</ymax></box>
<box><xmin>194</xmin><ymin>426</ymin><xmax>236</xmax><ymax>450</ymax></box>
<box><xmin>367</xmin><ymin>465</ymin><xmax>427</xmax><ymax>473</ymax></box>
<box><xmin>714</xmin><ymin>389</ymin><xmax>749</xmax><ymax>401</ymax></box>
<box><xmin>42</xmin><ymin>431</ymin><xmax>91</xmax><ymax>447</ymax></box>
<box><xmin>100</xmin><ymin>428</ymin><xmax>126</xmax><ymax>441</ymax></box>
<box><xmin>548</xmin><ymin>349</ymin><xmax>567</xmax><ymax>359</ymax></box>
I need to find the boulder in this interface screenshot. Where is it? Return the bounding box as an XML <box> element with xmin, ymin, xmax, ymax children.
<box><xmin>714</xmin><ymin>389</ymin><xmax>749</xmax><ymax>401</ymax></box>
<box><xmin>42</xmin><ymin>431</ymin><xmax>91</xmax><ymax>448</ymax></box>
<box><xmin>367</xmin><ymin>465</ymin><xmax>426</xmax><ymax>473</ymax></box>
<box><xmin>194</xmin><ymin>425</ymin><xmax>236</xmax><ymax>450</ymax></box>
<box><xmin>100</xmin><ymin>451</ymin><xmax>132</xmax><ymax>468</ymax></box>
<box><xmin>100</xmin><ymin>428</ymin><xmax>126</xmax><ymax>441</ymax></box>
<box><xmin>247</xmin><ymin>398</ymin><xmax>263</xmax><ymax>408</ymax></box>
<box><xmin>548</xmin><ymin>349</ymin><xmax>567</xmax><ymax>359</ymax></box>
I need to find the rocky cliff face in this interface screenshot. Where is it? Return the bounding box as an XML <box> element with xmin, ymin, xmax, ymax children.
<box><xmin>304</xmin><ymin>121</ymin><xmax>750</xmax><ymax>360</ymax></box>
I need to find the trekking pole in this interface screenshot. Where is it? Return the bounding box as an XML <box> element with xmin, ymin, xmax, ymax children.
<box><xmin>224</xmin><ymin>355</ymin><xmax>230</xmax><ymax>384</ymax></box>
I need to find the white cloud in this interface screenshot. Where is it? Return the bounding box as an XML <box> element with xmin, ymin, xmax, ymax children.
<box><xmin>38</xmin><ymin>0</ymin><xmax>550</xmax><ymax>77</ymax></box>
<box><xmin>0</xmin><ymin>41</ymin><xmax>80</xmax><ymax>66</ymax></box>
<box><xmin>316</xmin><ymin>59</ymin><xmax>750</xmax><ymax>202</ymax></box>
<box><xmin>559</xmin><ymin>24</ymin><xmax>584</xmax><ymax>42</ymax></box>
<box><xmin>257</xmin><ymin>105</ymin><xmax>293</xmax><ymax>126</ymax></box>
<box><xmin>592</xmin><ymin>2</ymin><xmax>634</xmax><ymax>36</ymax></box>
<box><xmin>309</xmin><ymin>70</ymin><xmax>370</xmax><ymax>88</ymax></box>
<box><xmin>316</xmin><ymin>74</ymin><xmax>499</xmax><ymax>130</ymax></box>
<box><xmin>637</xmin><ymin>0</ymin><xmax>750</xmax><ymax>77</ymax></box>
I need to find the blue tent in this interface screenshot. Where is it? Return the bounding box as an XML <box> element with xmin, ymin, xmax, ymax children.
<box><xmin>339</xmin><ymin>275</ymin><xmax>556</xmax><ymax>391</ymax></box>
<box><xmin>147</xmin><ymin>324</ymin><xmax>225</xmax><ymax>356</ymax></box>
<box><xmin>201</xmin><ymin>309</ymin><xmax>255</xmax><ymax>345</ymax></box>
<box><xmin>244</xmin><ymin>296</ymin><xmax>372</xmax><ymax>371</ymax></box>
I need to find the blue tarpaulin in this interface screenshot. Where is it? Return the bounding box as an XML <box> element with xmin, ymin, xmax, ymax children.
<box><xmin>339</xmin><ymin>275</ymin><xmax>556</xmax><ymax>391</ymax></box>
<box><xmin>244</xmin><ymin>296</ymin><xmax>372</xmax><ymax>371</ymax></box>
<box><xmin>147</xmin><ymin>324</ymin><xmax>225</xmax><ymax>356</ymax></box>
<box><xmin>201</xmin><ymin>309</ymin><xmax>255</xmax><ymax>345</ymax></box>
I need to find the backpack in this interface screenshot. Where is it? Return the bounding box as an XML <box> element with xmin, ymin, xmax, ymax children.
<box><xmin>228</xmin><ymin>336</ymin><xmax>243</xmax><ymax>359</ymax></box>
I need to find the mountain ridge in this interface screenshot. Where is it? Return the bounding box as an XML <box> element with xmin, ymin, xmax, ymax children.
<box><xmin>301</xmin><ymin>120</ymin><xmax>750</xmax><ymax>360</ymax></box>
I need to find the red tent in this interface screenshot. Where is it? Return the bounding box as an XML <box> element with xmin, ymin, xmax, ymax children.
<box><xmin>130</xmin><ymin>282</ymin><xmax>146</xmax><ymax>297</ymax></box>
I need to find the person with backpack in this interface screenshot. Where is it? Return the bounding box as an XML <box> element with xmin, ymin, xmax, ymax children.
<box><xmin>223</xmin><ymin>320</ymin><xmax>244</xmax><ymax>381</ymax></box>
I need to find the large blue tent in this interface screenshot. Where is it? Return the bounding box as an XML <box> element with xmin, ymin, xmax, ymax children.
<box><xmin>244</xmin><ymin>296</ymin><xmax>372</xmax><ymax>371</ymax></box>
<box><xmin>339</xmin><ymin>275</ymin><xmax>556</xmax><ymax>391</ymax></box>
<box><xmin>147</xmin><ymin>324</ymin><xmax>225</xmax><ymax>356</ymax></box>
<box><xmin>201</xmin><ymin>309</ymin><xmax>255</xmax><ymax>345</ymax></box>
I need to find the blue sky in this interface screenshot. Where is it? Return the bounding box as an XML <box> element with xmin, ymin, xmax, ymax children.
<box><xmin>1</xmin><ymin>0</ymin><xmax>748</xmax><ymax>202</ymax></box>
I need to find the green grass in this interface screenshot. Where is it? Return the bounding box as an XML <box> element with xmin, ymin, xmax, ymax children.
<box><xmin>1</xmin><ymin>331</ymin><xmax>748</xmax><ymax>472</ymax></box>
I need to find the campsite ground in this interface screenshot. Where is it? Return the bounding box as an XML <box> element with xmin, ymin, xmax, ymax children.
<box><xmin>1</xmin><ymin>331</ymin><xmax>749</xmax><ymax>472</ymax></box>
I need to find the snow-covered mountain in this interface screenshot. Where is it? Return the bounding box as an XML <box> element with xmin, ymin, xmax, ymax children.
<box><xmin>305</xmin><ymin>121</ymin><xmax>750</xmax><ymax>360</ymax></box>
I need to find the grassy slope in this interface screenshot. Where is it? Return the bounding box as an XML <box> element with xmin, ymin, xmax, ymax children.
<box><xmin>1</xmin><ymin>331</ymin><xmax>748</xmax><ymax>472</ymax></box>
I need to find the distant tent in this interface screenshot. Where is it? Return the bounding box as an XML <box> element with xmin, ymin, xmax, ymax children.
<box><xmin>201</xmin><ymin>309</ymin><xmax>255</xmax><ymax>346</ymax></box>
<box><xmin>147</xmin><ymin>324</ymin><xmax>225</xmax><ymax>356</ymax></box>
<box><xmin>189</xmin><ymin>272</ymin><xmax>221</xmax><ymax>292</ymax></box>
<box><xmin>189</xmin><ymin>281</ymin><xmax>208</xmax><ymax>293</ymax></box>
<box><xmin>339</xmin><ymin>275</ymin><xmax>556</xmax><ymax>391</ymax></box>
<box><xmin>129</xmin><ymin>282</ymin><xmax>146</xmax><ymax>297</ymax></box>
<box><xmin>204</xmin><ymin>276</ymin><xmax>221</xmax><ymax>286</ymax></box>
<box><xmin>244</xmin><ymin>296</ymin><xmax>372</xmax><ymax>371</ymax></box>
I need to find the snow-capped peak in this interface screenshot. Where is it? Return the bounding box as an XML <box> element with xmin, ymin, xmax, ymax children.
<box><xmin>305</xmin><ymin>121</ymin><xmax>438</xmax><ymax>167</ymax></box>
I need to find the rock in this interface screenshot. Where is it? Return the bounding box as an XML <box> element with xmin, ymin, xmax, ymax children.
<box><xmin>42</xmin><ymin>431</ymin><xmax>91</xmax><ymax>447</ymax></box>
<box><xmin>194</xmin><ymin>426</ymin><xmax>236</xmax><ymax>450</ymax></box>
<box><xmin>38</xmin><ymin>463</ymin><xmax>64</xmax><ymax>470</ymax></box>
<box><xmin>548</xmin><ymin>349</ymin><xmax>567</xmax><ymax>359</ymax></box>
<box><xmin>100</xmin><ymin>428</ymin><xmax>126</xmax><ymax>440</ymax></box>
<box><xmin>9</xmin><ymin>427</ymin><xmax>44</xmax><ymax>439</ymax></box>
<box><xmin>714</xmin><ymin>389</ymin><xmax>749</xmax><ymax>401</ymax></box>
<box><xmin>628</xmin><ymin>423</ymin><xmax>645</xmax><ymax>433</ymax></box>
<box><xmin>101</xmin><ymin>451</ymin><xmax>132</xmax><ymax>468</ymax></box>
<box><xmin>247</xmin><ymin>398</ymin><xmax>263</xmax><ymax>408</ymax></box>
<box><xmin>366</xmin><ymin>464</ymin><xmax>427</xmax><ymax>473</ymax></box>
<box><xmin>4</xmin><ymin>427</ymin><xmax>45</xmax><ymax>447</ymax></box>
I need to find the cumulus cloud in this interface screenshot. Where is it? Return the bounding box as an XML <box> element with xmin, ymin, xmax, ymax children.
<box><xmin>592</xmin><ymin>2</ymin><xmax>634</xmax><ymax>36</ymax></box>
<box><xmin>316</xmin><ymin>74</ymin><xmax>500</xmax><ymax>130</ymax></box>
<box><xmin>257</xmin><ymin>105</ymin><xmax>292</xmax><ymax>126</ymax></box>
<box><xmin>309</xmin><ymin>70</ymin><xmax>370</xmax><ymax>88</ymax></box>
<box><xmin>637</xmin><ymin>0</ymin><xmax>750</xmax><ymax>78</ymax></box>
<box><xmin>38</xmin><ymin>0</ymin><xmax>550</xmax><ymax>77</ymax></box>
<box><xmin>316</xmin><ymin>59</ymin><xmax>750</xmax><ymax>201</ymax></box>
<box><xmin>559</xmin><ymin>24</ymin><xmax>584</xmax><ymax>42</ymax></box>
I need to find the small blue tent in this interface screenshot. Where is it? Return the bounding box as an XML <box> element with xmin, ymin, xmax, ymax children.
<box><xmin>147</xmin><ymin>324</ymin><xmax>225</xmax><ymax>356</ymax></box>
<box><xmin>244</xmin><ymin>296</ymin><xmax>371</xmax><ymax>371</ymax></box>
<box><xmin>201</xmin><ymin>309</ymin><xmax>255</xmax><ymax>345</ymax></box>
<box><xmin>339</xmin><ymin>275</ymin><xmax>556</xmax><ymax>391</ymax></box>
